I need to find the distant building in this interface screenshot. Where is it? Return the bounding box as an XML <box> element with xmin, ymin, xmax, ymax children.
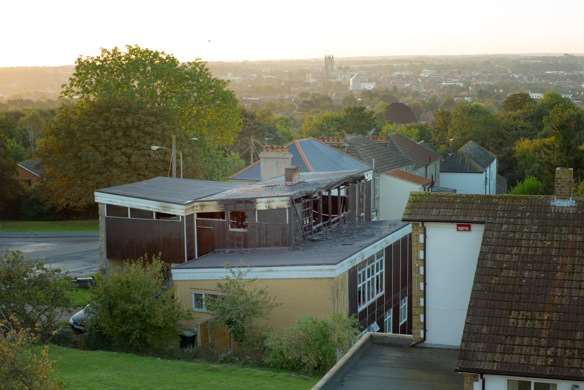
<box><xmin>349</xmin><ymin>72</ymin><xmax>376</xmax><ymax>91</ymax></box>
<box><xmin>16</xmin><ymin>159</ymin><xmax>43</xmax><ymax>187</ymax></box>
<box><xmin>324</xmin><ymin>55</ymin><xmax>335</xmax><ymax>77</ymax></box>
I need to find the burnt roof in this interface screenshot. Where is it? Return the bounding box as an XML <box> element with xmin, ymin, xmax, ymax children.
<box><xmin>203</xmin><ymin>170</ymin><xmax>367</xmax><ymax>201</ymax></box>
<box><xmin>344</xmin><ymin>134</ymin><xmax>440</xmax><ymax>174</ymax></box>
<box><xmin>441</xmin><ymin>141</ymin><xmax>496</xmax><ymax>173</ymax></box>
<box><xmin>174</xmin><ymin>220</ymin><xmax>408</xmax><ymax>268</ymax></box>
<box><xmin>96</xmin><ymin>177</ymin><xmax>240</xmax><ymax>205</ymax></box>
<box><xmin>17</xmin><ymin>159</ymin><xmax>43</xmax><ymax>177</ymax></box>
<box><xmin>230</xmin><ymin>138</ymin><xmax>369</xmax><ymax>181</ymax></box>
<box><xmin>403</xmin><ymin>193</ymin><xmax>584</xmax><ymax>380</ymax></box>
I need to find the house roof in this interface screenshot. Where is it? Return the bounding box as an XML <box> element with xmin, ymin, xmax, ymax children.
<box><xmin>17</xmin><ymin>159</ymin><xmax>43</xmax><ymax>177</ymax></box>
<box><xmin>230</xmin><ymin>138</ymin><xmax>370</xmax><ymax>181</ymax></box>
<box><xmin>174</xmin><ymin>220</ymin><xmax>408</xmax><ymax>269</ymax></box>
<box><xmin>96</xmin><ymin>177</ymin><xmax>241</xmax><ymax>205</ymax></box>
<box><xmin>385</xmin><ymin>168</ymin><xmax>432</xmax><ymax>186</ymax></box>
<box><xmin>203</xmin><ymin>170</ymin><xmax>368</xmax><ymax>201</ymax></box>
<box><xmin>403</xmin><ymin>193</ymin><xmax>584</xmax><ymax>380</ymax></box>
<box><xmin>441</xmin><ymin>141</ymin><xmax>496</xmax><ymax>173</ymax></box>
<box><xmin>344</xmin><ymin>134</ymin><xmax>440</xmax><ymax>174</ymax></box>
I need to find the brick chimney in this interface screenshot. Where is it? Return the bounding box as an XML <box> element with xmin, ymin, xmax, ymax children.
<box><xmin>554</xmin><ymin>167</ymin><xmax>574</xmax><ymax>199</ymax></box>
<box><xmin>259</xmin><ymin>146</ymin><xmax>292</xmax><ymax>181</ymax></box>
<box><xmin>285</xmin><ymin>167</ymin><xmax>299</xmax><ymax>185</ymax></box>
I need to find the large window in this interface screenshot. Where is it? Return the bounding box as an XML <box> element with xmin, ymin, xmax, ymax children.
<box><xmin>507</xmin><ymin>380</ymin><xmax>557</xmax><ymax>390</ymax></box>
<box><xmin>357</xmin><ymin>249</ymin><xmax>384</xmax><ymax>310</ymax></box>
<box><xmin>384</xmin><ymin>310</ymin><xmax>392</xmax><ymax>334</ymax></box>
<box><xmin>192</xmin><ymin>291</ymin><xmax>218</xmax><ymax>312</ymax></box>
<box><xmin>399</xmin><ymin>296</ymin><xmax>408</xmax><ymax>325</ymax></box>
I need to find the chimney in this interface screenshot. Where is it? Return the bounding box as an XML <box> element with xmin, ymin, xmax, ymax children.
<box><xmin>259</xmin><ymin>146</ymin><xmax>292</xmax><ymax>181</ymax></box>
<box><xmin>285</xmin><ymin>167</ymin><xmax>299</xmax><ymax>185</ymax></box>
<box><xmin>554</xmin><ymin>167</ymin><xmax>574</xmax><ymax>199</ymax></box>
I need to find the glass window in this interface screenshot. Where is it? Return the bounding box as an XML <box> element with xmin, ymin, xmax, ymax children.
<box><xmin>534</xmin><ymin>383</ymin><xmax>557</xmax><ymax>390</ymax></box>
<box><xmin>384</xmin><ymin>310</ymin><xmax>392</xmax><ymax>334</ymax></box>
<box><xmin>229</xmin><ymin>211</ymin><xmax>248</xmax><ymax>230</ymax></box>
<box><xmin>357</xmin><ymin>249</ymin><xmax>385</xmax><ymax>311</ymax></box>
<box><xmin>192</xmin><ymin>292</ymin><xmax>217</xmax><ymax>312</ymax></box>
<box><xmin>399</xmin><ymin>296</ymin><xmax>408</xmax><ymax>325</ymax></box>
<box><xmin>507</xmin><ymin>380</ymin><xmax>532</xmax><ymax>390</ymax></box>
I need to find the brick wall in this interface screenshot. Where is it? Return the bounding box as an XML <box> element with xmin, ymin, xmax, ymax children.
<box><xmin>411</xmin><ymin>222</ymin><xmax>425</xmax><ymax>342</ymax></box>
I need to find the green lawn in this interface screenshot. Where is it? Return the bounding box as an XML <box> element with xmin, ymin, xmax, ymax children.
<box><xmin>0</xmin><ymin>220</ymin><xmax>98</xmax><ymax>233</ymax></box>
<box><xmin>49</xmin><ymin>345</ymin><xmax>316</xmax><ymax>390</ymax></box>
<box><xmin>67</xmin><ymin>288</ymin><xmax>94</xmax><ymax>308</ymax></box>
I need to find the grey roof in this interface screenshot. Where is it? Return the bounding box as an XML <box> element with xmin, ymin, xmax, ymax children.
<box><xmin>344</xmin><ymin>134</ymin><xmax>440</xmax><ymax>174</ymax></box>
<box><xmin>230</xmin><ymin>138</ymin><xmax>370</xmax><ymax>181</ymax></box>
<box><xmin>174</xmin><ymin>220</ymin><xmax>408</xmax><ymax>269</ymax></box>
<box><xmin>17</xmin><ymin>159</ymin><xmax>43</xmax><ymax>176</ymax></box>
<box><xmin>96</xmin><ymin>177</ymin><xmax>240</xmax><ymax>205</ymax></box>
<box><xmin>321</xmin><ymin>337</ymin><xmax>463</xmax><ymax>390</ymax></box>
<box><xmin>441</xmin><ymin>141</ymin><xmax>496</xmax><ymax>173</ymax></box>
<box><xmin>203</xmin><ymin>170</ymin><xmax>368</xmax><ymax>201</ymax></box>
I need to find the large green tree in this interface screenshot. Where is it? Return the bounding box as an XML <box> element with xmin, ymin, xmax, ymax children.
<box><xmin>38</xmin><ymin>46</ymin><xmax>241</xmax><ymax>210</ymax></box>
<box><xmin>0</xmin><ymin>133</ymin><xmax>21</xmax><ymax>216</ymax></box>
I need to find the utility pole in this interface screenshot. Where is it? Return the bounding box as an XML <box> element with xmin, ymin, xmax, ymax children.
<box><xmin>171</xmin><ymin>134</ymin><xmax>177</xmax><ymax>178</ymax></box>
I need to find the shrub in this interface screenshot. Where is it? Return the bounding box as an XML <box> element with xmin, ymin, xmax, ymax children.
<box><xmin>511</xmin><ymin>176</ymin><xmax>545</xmax><ymax>195</ymax></box>
<box><xmin>0</xmin><ymin>251</ymin><xmax>72</xmax><ymax>341</ymax></box>
<box><xmin>576</xmin><ymin>180</ymin><xmax>584</xmax><ymax>197</ymax></box>
<box><xmin>207</xmin><ymin>269</ymin><xmax>277</xmax><ymax>351</ymax></box>
<box><xmin>88</xmin><ymin>257</ymin><xmax>187</xmax><ymax>353</ymax></box>
<box><xmin>265</xmin><ymin>314</ymin><xmax>359</xmax><ymax>375</ymax></box>
<box><xmin>0</xmin><ymin>324</ymin><xmax>61</xmax><ymax>390</ymax></box>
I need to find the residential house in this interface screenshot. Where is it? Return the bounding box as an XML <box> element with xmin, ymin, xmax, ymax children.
<box><xmin>403</xmin><ymin>168</ymin><xmax>584</xmax><ymax>390</ymax></box>
<box><xmin>440</xmin><ymin>141</ymin><xmax>501</xmax><ymax>194</ymax></box>
<box><xmin>94</xmin><ymin>167</ymin><xmax>413</xmax><ymax>348</ymax></box>
<box><xmin>16</xmin><ymin>159</ymin><xmax>43</xmax><ymax>187</ymax></box>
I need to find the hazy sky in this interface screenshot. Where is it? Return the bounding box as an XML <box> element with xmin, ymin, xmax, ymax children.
<box><xmin>3</xmin><ymin>0</ymin><xmax>584</xmax><ymax>66</ymax></box>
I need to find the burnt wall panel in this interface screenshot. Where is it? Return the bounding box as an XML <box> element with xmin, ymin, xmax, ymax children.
<box><xmin>186</xmin><ymin>214</ymin><xmax>195</xmax><ymax>260</ymax></box>
<box><xmin>196</xmin><ymin>218</ymin><xmax>217</xmax><ymax>257</ymax></box>
<box><xmin>348</xmin><ymin>267</ymin><xmax>358</xmax><ymax>317</ymax></box>
<box><xmin>365</xmin><ymin>180</ymin><xmax>372</xmax><ymax>222</ymax></box>
<box><xmin>106</xmin><ymin>217</ymin><xmax>184</xmax><ymax>263</ymax></box>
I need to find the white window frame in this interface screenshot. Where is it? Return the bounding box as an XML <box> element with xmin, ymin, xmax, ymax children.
<box><xmin>384</xmin><ymin>310</ymin><xmax>392</xmax><ymax>334</ymax></box>
<box><xmin>399</xmin><ymin>296</ymin><xmax>408</xmax><ymax>325</ymax></box>
<box><xmin>357</xmin><ymin>249</ymin><xmax>385</xmax><ymax>311</ymax></box>
<box><xmin>507</xmin><ymin>380</ymin><xmax>558</xmax><ymax>390</ymax></box>
<box><xmin>192</xmin><ymin>291</ymin><xmax>217</xmax><ymax>312</ymax></box>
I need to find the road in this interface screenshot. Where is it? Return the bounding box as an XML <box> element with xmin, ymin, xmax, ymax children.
<box><xmin>0</xmin><ymin>233</ymin><xmax>99</xmax><ymax>277</ymax></box>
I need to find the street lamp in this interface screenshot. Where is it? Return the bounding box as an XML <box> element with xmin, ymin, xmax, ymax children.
<box><xmin>151</xmin><ymin>136</ymin><xmax>198</xmax><ymax>179</ymax></box>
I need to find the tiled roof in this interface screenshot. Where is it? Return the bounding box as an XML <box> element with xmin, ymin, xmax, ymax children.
<box><xmin>344</xmin><ymin>134</ymin><xmax>440</xmax><ymax>174</ymax></box>
<box><xmin>230</xmin><ymin>138</ymin><xmax>369</xmax><ymax>181</ymax></box>
<box><xmin>385</xmin><ymin>168</ymin><xmax>432</xmax><ymax>186</ymax></box>
<box><xmin>17</xmin><ymin>159</ymin><xmax>43</xmax><ymax>177</ymax></box>
<box><xmin>441</xmin><ymin>141</ymin><xmax>496</xmax><ymax>173</ymax></box>
<box><xmin>403</xmin><ymin>193</ymin><xmax>584</xmax><ymax>380</ymax></box>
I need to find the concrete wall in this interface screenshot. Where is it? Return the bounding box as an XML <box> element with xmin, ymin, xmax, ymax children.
<box><xmin>471</xmin><ymin>374</ymin><xmax>584</xmax><ymax>390</ymax></box>
<box><xmin>378</xmin><ymin>174</ymin><xmax>423</xmax><ymax>220</ymax></box>
<box><xmin>173</xmin><ymin>275</ymin><xmax>348</xmax><ymax>333</ymax></box>
<box><xmin>425</xmin><ymin>222</ymin><xmax>484</xmax><ymax>347</ymax></box>
<box><xmin>413</xmin><ymin>160</ymin><xmax>440</xmax><ymax>186</ymax></box>
<box><xmin>441</xmin><ymin>172</ymin><xmax>486</xmax><ymax>194</ymax></box>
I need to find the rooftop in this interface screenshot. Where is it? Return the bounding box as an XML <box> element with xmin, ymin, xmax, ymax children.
<box><xmin>441</xmin><ymin>141</ymin><xmax>496</xmax><ymax>173</ymax></box>
<box><xmin>202</xmin><ymin>170</ymin><xmax>368</xmax><ymax>202</ymax></box>
<box><xmin>95</xmin><ymin>177</ymin><xmax>240</xmax><ymax>205</ymax></box>
<box><xmin>230</xmin><ymin>138</ymin><xmax>370</xmax><ymax>181</ymax></box>
<box><xmin>174</xmin><ymin>220</ymin><xmax>408</xmax><ymax>269</ymax></box>
<box><xmin>386</xmin><ymin>168</ymin><xmax>432</xmax><ymax>186</ymax></box>
<box><xmin>17</xmin><ymin>159</ymin><xmax>43</xmax><ymax>177</ymax></box>
<box><xmin>403</xmin><ymin>192</ymin><xmax>584</xmax><ymax>380</ymax></box>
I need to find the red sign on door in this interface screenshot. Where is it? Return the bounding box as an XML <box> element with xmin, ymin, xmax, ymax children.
<box><xmin>456</xmin><ymin>223</ymin><xmax>472</xmax><ymax>232</ymax></box>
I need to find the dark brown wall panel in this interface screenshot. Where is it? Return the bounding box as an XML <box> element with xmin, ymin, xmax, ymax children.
<box><xmin>106</xmin><ymin>217</ymin><xmax>184</xmax><ymax>263</ymax></box>
<box><xmin>186</xmin><ymin>214</ymin><xmax>195</xmax><ymax>260</ymax></box>
<box><xmin>348</xmin><ymin>267</ymin><xmax>358</xmax><ymax>317</ymax></box>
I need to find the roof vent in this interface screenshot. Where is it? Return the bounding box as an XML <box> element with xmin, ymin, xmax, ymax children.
<box><xmin>285</xmin><ymin>167</ymin><xmax>299</xmax><ymax>186</ymax></box>
<box><xmin>551</xmin><ymin>167</ymin><xmax>576</xmax><ymax>207</ymax></box>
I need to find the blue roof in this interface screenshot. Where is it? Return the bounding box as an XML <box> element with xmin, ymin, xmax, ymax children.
<box><xmin>231</xmin><ymin>138</ymin><xmax>370</xmax><ymax>181</ymax></box>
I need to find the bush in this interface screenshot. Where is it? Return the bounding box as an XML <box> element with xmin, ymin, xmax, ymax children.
<box><xmin>88</xmin><ymin>257</ymin><xmax>187</xmax><ymax>353</ymax></box>
<box><xmin>0</xmin><ymin>251</ymin><xmax>72</xmax><ymax>341</ymax></box>
<box><xmin>0</xmin><ymin>324</ymin><xmax>61</xmax><ymax>390</ymax></box>
<box><xmin>265</xmin><ymin>314</ymin><xmax>359</xmax><ymax>375</ymax></box>
<box><xmin>576</xmin><ymin>180</ymin><xmax>584</xmax><ymax>197</ymax></box>
<box><xmin>511</xmin><ymin>176</ymin><xmax>545</xmax><ymax>195</ymax></box>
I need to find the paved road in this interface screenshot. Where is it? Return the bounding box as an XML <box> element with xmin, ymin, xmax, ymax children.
<box><xmin>0</xmin><ymin>233</ymin><xmax>99</xmax><ymax>277</ymax></box>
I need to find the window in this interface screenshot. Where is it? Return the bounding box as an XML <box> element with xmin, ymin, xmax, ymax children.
<box><xmin>106</xmin><ymin>204</ymin><xmax>129</xmax><ymax>218</ymax></box>
<box><xmin>384</xmin><ymin>310</ymin><xmax>392</xmax><ymax>334</ymax></box>
<box><xmin>399</xmin><ymin>296</ymin><xmax>408</xmax><ymax>325</ymax></box>
<box><xmin>507</xmin><ymin>380</ymin><xmax>557</xmax><ymax>390</ymax></box>
<box><xmin>130</xmin><ymin>208</ymin><xmax>153</xmax><ymax>219</ymax></box>
<box><xmin>197</xmin><ymin>212</ymin><xmax>226</xmax><ymax>220</ymax></box>
<box><xmin>192</xmin><ymin>292</ymin><xmax>217</xmax><ymax>312</ymax></box>
<box><xmin>155</xmin><ymin>212</ymin><xmax>180</xmax><ymax>221</ymax></box>
<box><xmin>357</xmin><ymin>250</ymin><xmax>385</xmax><ymax>311</ymax></box>
<box><xmin>229</xmin><ymin>211</ymin><xmax>248</xmax><ymax>230</ymax></box>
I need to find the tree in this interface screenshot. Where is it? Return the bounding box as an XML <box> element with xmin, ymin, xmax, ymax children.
<box><xmin>0</xmin><ymin>251</ymin><xmax>72</xmax><ymax>341</ymax></box>
<box><xmin>302</xmin><ymin>106</ymin><xmax>376</xmax><ymax>137</ymax></box>
<box><xmin>502</xmin><ymin>93</ymin><xmax>535</xmax><ymax>113</ymax></box>
<box><xmin>39</xmin><ymin>46</ymin><xmax>241</xmax><ymax>211</ymax></box>
<box><xmin>514</xmin><ymin>137</ymin><xmax>559</xmax><ymax>190</ymax></box>
<box><xmin>0</xmin><ymin>326</ymin><xmax>61</xmax><ymax>390</ymax></box>
<box><xmin>0</xmin><ymin>133</ymin><xmax>21</xmax><ymax>217</ymax></box>
<box><xmin>510</xmin><ymin>176</ymin><xmax>545</xmax><ymax>195</ymax></box>
<box><xmin>207</xmin><ymin>269</ymin><xmax>277</xmax><ymax>347</ymax></box>
<box><xmin>89</xmin><ymin>258</ymin><xmax>186</xmax><ymax>353</ymax></box>
<box><xmin>431</xmin><ymin>109</ymin><xmax>451</xmax><ymax>151</ymax></box>
<box><xmin>341</xmin><ymin>106</ymin><xmax>376</xmax><ymax>135</ymax></box>
<box><xmin>381</xmin><ymin>123</ymin><xmax>432</xmax><ymax>143</ymax></box>
<box><xmin>447</xmin><ymin>102</ymin><xmax>505</xmax><ymax>153</ymax></box>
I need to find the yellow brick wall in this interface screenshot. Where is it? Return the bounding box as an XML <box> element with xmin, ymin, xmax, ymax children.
<box><xmin>411</xmin><ymin>222</ymin><xmax>425</xmax><ymax>342</ymax></box>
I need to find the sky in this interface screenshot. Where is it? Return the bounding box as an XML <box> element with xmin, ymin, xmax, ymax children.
<box><xmin>2</xmin><ymin>0</ymin><xmax>584</xmax><ymax>66</ymax></box>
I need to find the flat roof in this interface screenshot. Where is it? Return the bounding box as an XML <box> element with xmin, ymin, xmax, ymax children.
<box><xmin>174</xmin><ymin>220</ymin><xmax>407</xmax><ymax>269</ymax></box>
<box><xmin>325</xmin><ymin>341</ymin><xmax>463</xmax><ymax>389</ymax></box>
<box><xmin>96</xmin><ymin>177</ymin><xmax>240</xmax><ymax>205</ymax></box>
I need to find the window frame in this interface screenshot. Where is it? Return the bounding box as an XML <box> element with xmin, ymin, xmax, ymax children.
<box><xmin>191</xmin><ymin>291</ymin><xmax>218</xmax><ymax>312</ymax></box>
<box><xmin>399</xmin><ymin>296</ymin><xmax>408</xmax><ymax>325</ymax></box>
<box><xmin>384</xmin><ymin>310</ymin><xmax>393</xmax><ymax>334</ymax></box>
<box><xmin>507</xmin><ymin>379</ymin><xmax>558</xmax><ymax>390</ymax></box>
<box><xmin>357</xmin><ymin>249</ymin><xmax>385</xmax><ymax>311</ymax></box>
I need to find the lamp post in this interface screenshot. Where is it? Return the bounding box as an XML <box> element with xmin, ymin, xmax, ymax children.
<box><xmin>151</xmin><ymin>135</ymin><xmax>197</xmax><ymax>179</ymax></box>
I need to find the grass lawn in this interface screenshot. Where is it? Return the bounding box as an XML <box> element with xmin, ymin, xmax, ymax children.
<box><xmin>0</xmin><ymin>220</ymin><xmax>98</xmax><ymax>233</ymax></box>
<box><xmin>49</xmin><ymin>345</ymin><xmax>317</xmax><ymax>390</ymax></box>
<box><xmin>67</xmin><ymin>288</ymin><xmax>94</xmax><ymax>308</ymax></box>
